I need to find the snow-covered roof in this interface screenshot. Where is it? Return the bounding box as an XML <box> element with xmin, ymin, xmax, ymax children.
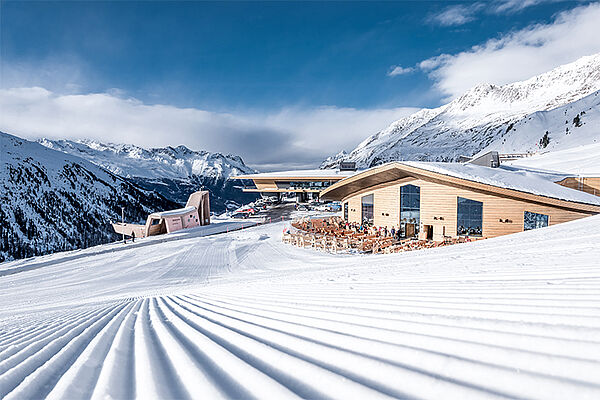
<box><xmin>232</xmin><ymin>169</ymin><xmax>359</xmax><ymax>180</ymax></box>
<box><xmin>506</xmin><ymin>143</ymin><xmax>600</xmax><ymax>176</ymax></box>
<box><xmin>149</xmin><ymin>206</ymin><xmax>196</xmax><ymax>218</ymax></box>
<box><xmin>401</xmin><ymin>161</ymin><xmax>600</xmax><ymax>206</ymax></box>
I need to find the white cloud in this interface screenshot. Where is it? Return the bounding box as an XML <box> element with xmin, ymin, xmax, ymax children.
<box><xmin>428</xmin><ymin>4</ymin><xmax>483</xmax><ymax>27</ymax></box>
<box><xmin>428</xmin><ymin>0</ymin><xmax>566</xmax><ymax>27</ymax></box>
<box><xmin>0</xmin><ymin>57</ymin><xmax>86</xmax><ymax>94</ymax></box>
<box><xmin>419</xmin><ymin>3</ymin><xmax>600</xmax><ymax>99</ymax></box>
<box><xmin>493</xmin><ymin>0</ymin><xmax>561</xmax><ymax>14</ymax></box>
<box><xmin>0</xmin><ymin>87</ymin><xmax>417</xmax><ymax>171</ymax></box>
<box><xmin>387</xmin><ymin>66</ymin><xmax>414</xmax><ymax>77</ymax></box>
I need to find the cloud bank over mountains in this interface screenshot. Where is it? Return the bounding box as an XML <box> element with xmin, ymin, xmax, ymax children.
<box><xmin>0</xmin><ymin>87</ymin><xmax>417</xmax><ymax>171</ymax></box>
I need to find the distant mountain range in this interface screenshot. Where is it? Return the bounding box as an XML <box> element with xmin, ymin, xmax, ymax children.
<box><xmin>0</xmin><ymin>132</ymin><xmax>258</xmax><ymax>262</ymax></box>
<box><xmin>322</xmin><ymin>53</ymin><xmax>600</xmax><ymax>169</ymax></box>
<box><xmin>0</xmin><ymin>132</ymin><xmax>179</xmax><ymax>262</ymax></box>
<box><xmin>37</xmin><ymin>139</ymin><xmax>259</xmax><ymax>212</ymax></box>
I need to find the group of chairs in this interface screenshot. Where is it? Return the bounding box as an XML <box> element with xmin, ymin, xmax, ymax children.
<box><xmin>283</xmin><ymin>217</ymin><xmax>472</xmax><ymax>254</ymax></box>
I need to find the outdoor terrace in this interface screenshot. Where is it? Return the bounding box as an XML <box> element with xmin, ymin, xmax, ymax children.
<box><xmin>283</xmin><ymin>217</ymin><xmax>483</xmax><ymax>254</ymax></box>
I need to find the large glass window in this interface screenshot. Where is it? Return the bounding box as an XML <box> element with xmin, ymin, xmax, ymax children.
<box><xmin>457</xmin><ymin>197</ymin><xmax>483</xmax><ymax>236</ymax></box>
<box><xmin>400</xmin><ymin>184</ymin><xmax>420</xmax><ymax>238</ymax></box>
<box><xmin>343</xmin><ymin>202</ymin><xmax>348</xmax><ymax>222</ymax></box>
<box><xmin>278</xmin><ymin>181</ymin><xmax>334</xmax><ymax>190</ymax></box>
<box><xmin>361</xmin><ymin>194</ymin><xmax>374</xmax><ymax>224</ymax></box>
<box><xmin>524</xmin><ymin>211</ymin><xmax>549</xmax><ymax>230</ymax></box>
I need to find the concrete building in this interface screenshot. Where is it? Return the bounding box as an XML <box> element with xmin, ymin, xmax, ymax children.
<box><xmin>112</xmin><ymin>191</ymin><xmax>210</xmax><ymax>238</ymax></box>
<box><xmin>320</xmin><ymin>162</ymin><xmax>600</xmax><ymax>242</ymax></box>
<box><xmin>231</xmin><ymin>165</ymin><xmax>359</xmax><ymax>202</ymax></box>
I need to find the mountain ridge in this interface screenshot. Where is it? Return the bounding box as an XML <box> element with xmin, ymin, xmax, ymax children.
<box><xmin>38</xmin><ymin>138</ymin><xmax>259</xmax><ymax>211</ymax></box>
<box><xmin>0</xmin><ymin>131</ymin><xmax>179</xmax><ymax>262</ymax></box>
<box><xmin>322</xmin><ymin>53</ymin><xmax>600</xmax><ymax>168</ymax></box>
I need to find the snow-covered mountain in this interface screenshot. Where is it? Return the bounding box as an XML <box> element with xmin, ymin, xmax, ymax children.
<box><xmin>38</xmin><ymin>139</ymin><xmax>255</xmax><ymax>180</ymax></box>
<box><xmin>38</xmin><ymin>139</ymin><xmax>258</xmax><ymax>211</ymax></box>
<box><xmin>0</xmin><ymin>131</ymin><xmax>179</xmax><ymax>262</ymax></box>
<box><xmin>322</xmin><ymin>53</ymin><xmax>600</xmax><ymax>168</ymax></box>
<box><xmin>474</xmin><ymin>90</ymin><xmax>600</xmax><ymax>157</ymax></box>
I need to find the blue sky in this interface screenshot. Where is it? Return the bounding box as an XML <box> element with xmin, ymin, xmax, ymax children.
<box><xmin>2</xmin><ymin>1</ymin><xmax>600</xmax><ymax>169</ymax></box>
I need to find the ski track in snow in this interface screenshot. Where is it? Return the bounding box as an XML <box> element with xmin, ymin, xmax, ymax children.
<box><xmin>1</xmin><ymin>218</ymin><xmax>600</xmax><ymax>399</ymax></box>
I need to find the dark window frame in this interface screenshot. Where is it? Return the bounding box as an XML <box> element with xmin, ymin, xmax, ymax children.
<box><xmin>524</xmin><ymin>211</ymin><xmax>549</xmax><ymax>230</ymax></box>
<box><xmin>361</xmin><ymin>194</ymin><xmax>374</xmax><ymax>224</ymax></box>
<box><xmin>400</xmin><ymin>184</ymin><xmax>420</xmax><ymax>238</ymax></box>
<box><xmin>457</xmin><ymin>197</ymin><xmax>483</xmax><ymax>237</ymax></box>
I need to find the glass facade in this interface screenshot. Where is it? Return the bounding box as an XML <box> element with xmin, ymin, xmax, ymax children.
<box><xmin>343</xmin><ymin>202</ymin><xmax>348</xmax><ymax>222</ymax></box>
<box><xmin>400</xmin><ymin>184</ymin><xmax>420</xmax><ymax>238</ymax></box>
<box><xmin>524</xmin><ymin>211</ymin><xmax>549</xmax><ymax>230</ymax></box>
<box><xmin>361</xmin><ymin>194</ymin><xmax>374</xmax><ymax>224</ymax></box>
<box><xmin>276</xmin><ymin>181</ymin><xmax>334</xmax><ymax>190</ymax></box>
<box><xmin>457</xmin><ymin>197</ymin><xmax>483</xmax><ymax>236</ymax></box>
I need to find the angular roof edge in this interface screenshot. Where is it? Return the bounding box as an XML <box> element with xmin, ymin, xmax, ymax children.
<box><xmin>230</xmin><ymin>169</ymin><xmax>358</xmax><ymax>180</ymax></box>
<box><xmin>149</xmin><ymin>206</ymin><xmax>197</xmax><ymax>218</ymax></box>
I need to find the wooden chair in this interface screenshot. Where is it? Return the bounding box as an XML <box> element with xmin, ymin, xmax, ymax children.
<box><xmin>282</xmin><ymin>233</ymin><xmax>293</xmax><ymax>244</ymax></box>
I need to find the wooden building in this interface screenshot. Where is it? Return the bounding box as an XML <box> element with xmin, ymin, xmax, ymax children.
<box><xmin>555</xmin><ymin>176</ymin><xmax>600</xmax><ymax>197</ymax></box>
<box><xmin>112</xmin><ymin>190</ymin><xmax>210</xmax><ymax>239</ymax></box>
<box><xmin>320</xmin><ymin>162</ymin><xmax>600</xmax><ymax>242</ymax></box>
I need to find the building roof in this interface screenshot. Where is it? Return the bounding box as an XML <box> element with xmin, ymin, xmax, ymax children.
<box><xmin>231</xmin><ymin>169</ymin><xmax>359</xmax><ymax>180</ymax></box>
<box><xmin>320</xmin><ymin>161</ymin><xmax>600</xmax><ymax>213</ymax></box>
<box><xmin>404</xmin><ymin>162</ymin><xmax>600</xmax><ymax>205</ymax></box>
<box><xmin>150</xmin><ymin>206</ymin><xmax>196</xmax><ymax>218</ymax></box>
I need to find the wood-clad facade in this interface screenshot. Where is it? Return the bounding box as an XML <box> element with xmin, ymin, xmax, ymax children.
<box><xmin>322</xmin><ymin>163</ymin><xmax>600</xmax><ymax>241</ymax></box>
<box><xmin>556</xmin><ymin>177</ymin><xmax>600</xmax><ymax>197</ymax></box>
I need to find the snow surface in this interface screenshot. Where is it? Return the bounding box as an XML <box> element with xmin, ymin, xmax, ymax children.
<box><xmin>507</xmin><ymin>142</ymin><xmax>600</xmax><ymax>175</ymax></box>
<box><xmin>473</xmin><ymin>90</ymin><xmax>600</xmax><ymax>158</ymax></box>
<box><xmin>1</xmin><ymin>215</ymin><xmax>600</xmax><ymax>399</ymax></box>
<box><xmin>150</xmin><ymin>206</ymin><xmax>197</xmax><ymax>217</ymax></box>
<box><xmin>401</xmin><ymin>161</ymin><xmax>600</xmax><ymax>205</ymax></box>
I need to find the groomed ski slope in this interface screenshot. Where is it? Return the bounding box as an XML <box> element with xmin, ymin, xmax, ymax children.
<box><xmin>1</xmin><ymin>216</ymin><xmax>600</xmax><ymax>399</ymax></box>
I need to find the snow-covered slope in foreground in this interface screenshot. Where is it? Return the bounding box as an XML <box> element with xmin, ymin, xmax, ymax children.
<box><xmin>1</xmin><ymin>217</ymin><xmax>600</xmax><ymax>399</ymax></box>
<box><xmin>323</xmin><ymin>53</ymin><xmax>600</xmax><ymax>168</ymax></box>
